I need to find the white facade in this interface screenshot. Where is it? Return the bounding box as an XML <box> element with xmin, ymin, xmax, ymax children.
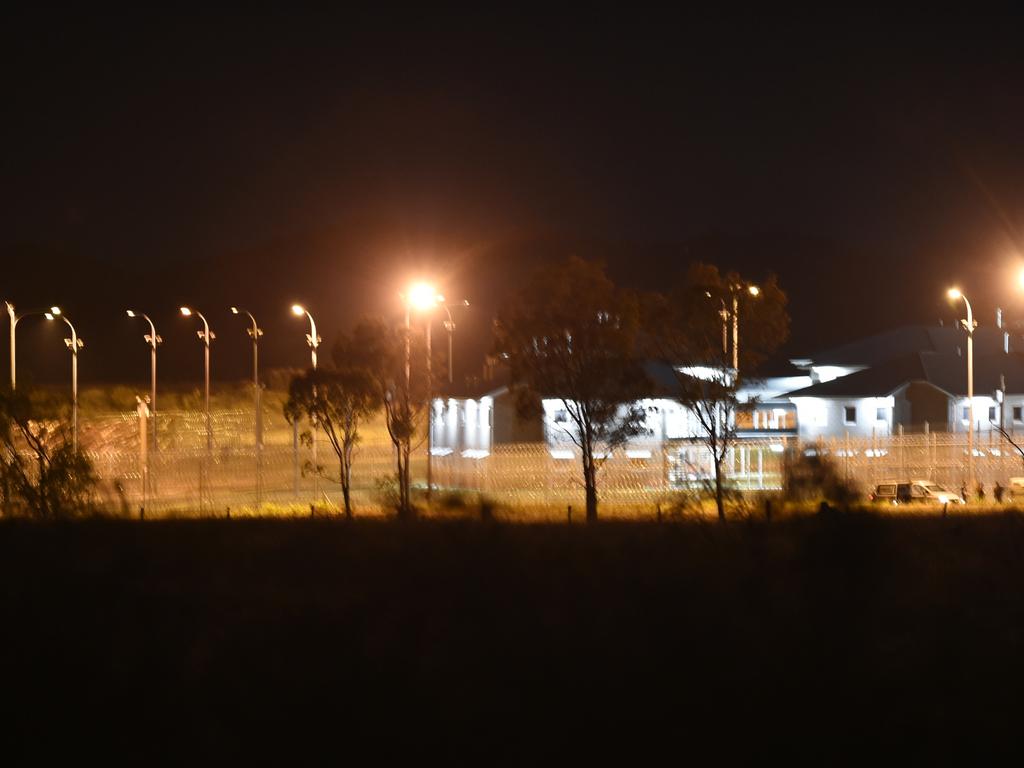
<box><xmin>790</xmin><ymin>396</ymin><xmax>895</xmax><ymax>440</ymax></box>
<box><xmin>431</xmin><ymin>396</ymin><xmax>494</xmax><ymax>457</ymax></box>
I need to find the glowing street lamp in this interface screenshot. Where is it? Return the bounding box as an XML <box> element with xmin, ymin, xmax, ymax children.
<box><xmin>44</xmin><ymin>307</ymin><xmax>83</xmax><ymax>452</ymax></box>
<box><xmin>728</xmin><ymin>283</ymin><xmax>760</xmax><ymax>376</ymax></box>
<box><xmin>180</xmin><ymin>306</ymin><xmax>214</xmax><ymax>452</ymax></box>
<box><xmin>402</xmin><ymin>282</ymin><xmax>446</xmax><ymax>503</ymax></box>
<box><xmin>292</xmin><ymin>304</ymin><xmax>321</xmax><ymax>501</ymax></box>
<box><xmin>126</xmin><ymin>310</ymin><xmax>161</xmax><ymax>452</ymax></box>
<box><xmin>947</xmin><ymin>287</ymin><xmax>976</xmax><ymax>491</ymax></box>
<box><xmin>5</xmin><ymin>301</ymin><xmax>57</xmax><ymax>391</ymax></box>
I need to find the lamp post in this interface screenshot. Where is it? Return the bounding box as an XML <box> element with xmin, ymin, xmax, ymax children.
<box><xmin>180</xmin><ymin>307</ymin><xmax>214</xmax><ymax>452</ymax></box>
<box><xmin>292</xmin><ymin>304</ymin><xmax>321</xmax><ymax>503</ymax></box>
<box><xmin>439</xmin><ymin>299</ymin><xmax>469</xmax><ymax>385</ymax></box>
<box><xmin>126</xmin><ymin>310</ymin><xmax>160</xmax><ymax>451</ymax></box>
<box><xmin>404</xmin><ymin>283</ymin><xmax>447</xmax><ymax>503</ymax></box>
<box><xmin>729</xmin><ymin>283</ymin><xmax>760</xmax><ymax>377</ymax></box>
<box><xmin>231</xmin><ymin>308</ymin><xmax>263</xmax><ymax>447</ymax></box>
<box><xmin>44</xmin><ymin>307</ymin><xmax>83</xmax><ymax>452</ymax></box>
<box><xmin>948</xmin><ymin>288</ymin><xmax>975</xmax><ymax>491</ymax></box>
<box><xmin>232</xmin><ymin>308</ymin><xmax>264</xmax><ymax>508</ymax></box>
<box><xmin>6</xmin><ymin>302</ymin><xmax>55</xmax><ymax>391</ymax></box>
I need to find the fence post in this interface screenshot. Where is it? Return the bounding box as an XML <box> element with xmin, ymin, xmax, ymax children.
<box><xmin>293</xmin><ymin>419</ymin><xmax>300</xmax><ymax>499</ymax></box>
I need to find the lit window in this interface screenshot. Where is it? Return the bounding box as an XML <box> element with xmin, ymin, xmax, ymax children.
<box><xmin>844</xmin><ymin>406</ymin><xmax>856</xmax><ymax>424</ymax></box>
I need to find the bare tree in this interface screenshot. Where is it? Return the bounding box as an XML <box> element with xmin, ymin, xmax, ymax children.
<box><xmin>285</xmin><ymin>361</ymin><xmax>378</xmax><ymax>519</ymax></box>
<box><xmin>494</xmin><ymin>257</ymin><xmax>650</xmax><ymax>522</ymax></box>
<box><xmin>647</xmin><ymin>263</ymin><xmax>790</xmax><ymax>521</ymax></box>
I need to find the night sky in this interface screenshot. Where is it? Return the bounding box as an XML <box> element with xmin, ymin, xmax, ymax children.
<box><xmin>5</xmin><ymin>10</ymin><xmax>1024</xmax><ymax>388</ymax></box>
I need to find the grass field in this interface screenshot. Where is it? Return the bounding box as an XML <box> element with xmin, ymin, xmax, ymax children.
<box><xmin>3</xmin><ymin>512</ymin><xmax>1024</xmax><ymax>762</ymax></box>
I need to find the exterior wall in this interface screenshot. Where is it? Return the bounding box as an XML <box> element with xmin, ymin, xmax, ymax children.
<box><xmin>791</xmin><ymin>396</ymin><xmax>894</xmax><ymax>440</ymax></box>
<box><xmin>493</xmin><ymin>392</ymin><xmax>544</xmax><ymax>444</ymax></box>
<box><xmin>431</xmin><ymin>397</ymin><xmax>494</xmax><ymax>455</ymax></box>
<box><xmin>900</xmin><ymin>382</ymin><xmax>950</xmax><ymax>431</ymax></box>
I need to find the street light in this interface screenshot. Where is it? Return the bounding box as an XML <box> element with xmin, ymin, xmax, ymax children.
<box><xmin>439</xmin><ymin>298</ymin><xmax>470</xmax><ymax>385</ymax></box>
<box><xmin>6</xmin><ymin>301</ymin><xmax>57</xmax><ymax>391</ymax></box>
<box><xmin>947</xmin><ymin>287</ymin><xmax>976</xmax><ymax>491</ymax></box>
<box><xmin>402</xmin><ymin>282</ymin><xmax>447</xmax><ymax>504</ymax></box>
<box><xmin>726</xmin><ymin>283</ymin><xmax>760</xmax><ymax>377</ymax></box>
<box><xmin>292</xmin><ymin>304</ymin><xmax>321</xmax><ymax>502</ymax></box>
<box><xmin>180</xmin><ymin>306</ymin><xmax>214</xmax><ymax>452</ymax></box>
<box><xmin>44</xmin><ymin>307</ymin><xmax>83</xmax><ymax>452</ymax></box>
<box><xmin>232</xmin><ymin>307</ymin><xmax>264</xmax><ymax>509</ymax></box>
<box><xmin>126</xmin><ymin>310</ymin><xmax>160</xmax><ymax>452</ymax></box>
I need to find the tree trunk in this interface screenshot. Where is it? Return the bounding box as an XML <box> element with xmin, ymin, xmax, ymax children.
<box><xmin>714</xmin><ymin>456</ymin><xmax>725</xmax><ymax>522</ymax></box>
<box><xmin>583</xmin><ymin>453</ymin><xmax>598</xmax><ymax>523</ymax></box>
<box><xmin>340</xmin><ymin>458</ymin><xmax>352</xmax><ymax>520</ymax></box>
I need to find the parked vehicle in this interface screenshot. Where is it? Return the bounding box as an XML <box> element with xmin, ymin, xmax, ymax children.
<box><xmin>870</xmin><ymin>480</ymin><xmax>964</xmax><ymax>505</ymax></box>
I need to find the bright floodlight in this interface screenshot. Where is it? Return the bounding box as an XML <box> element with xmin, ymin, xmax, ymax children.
<box><xmin>291</xmin><ymin>304</ymin><xmax>305</xmax><ymax>316</ymax></box>
<box><xmin>230</xmin><ymin>307</ymin><xmax>239</xmax><ymax>314</ymax></box>
<box><xmin>180</xmin><ymin>306</ymin><xmax>192</xmax><ymax>316</ymax></box>
<box><xmin>408</xmin><ymin>282</ymin><xmax>439</xmax><ymax>311</ymax></box>
<box><xmin>947</xmin><ymin>288</ymin><xmax>962</xmax><ymax>300</ymax></box>
<box><xmin>44</xmin><ymin>312</ymin><xmax>54</xmax><ymax>320</ymax></box>
<box><xmin>748</xmin><ymin>285</ymin><xmax>761</xmax><ymax>297</ymax></box>
<box><xmin>126</xmin><ymin>309</ymin><xmax>136</xmax><ymax>317</ymax></box>
<box><xmin>49</xmin><ymin>306</ymin><xmax>61</xmax><ymax>316</ymax></box>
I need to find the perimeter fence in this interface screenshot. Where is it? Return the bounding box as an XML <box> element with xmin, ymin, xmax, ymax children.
<box><xmin>46</xmin><ymin>411</ymin><xmax>1024</xmax><ymax>515</ymax></box>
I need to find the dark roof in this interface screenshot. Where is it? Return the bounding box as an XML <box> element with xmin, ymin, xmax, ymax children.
<box><xmin>799</xmin><ymin>325</ymin><xmax>1013</xmax><ymax>368</ymax></box>
<box><xmin>784</xmin><ymin>351</ymin><xmax>1024</xmax><ymax>398</ymax></box>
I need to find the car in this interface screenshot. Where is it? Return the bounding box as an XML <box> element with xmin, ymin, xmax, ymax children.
<box><xmin>870</xmin><ymin>480</ymin><xmax>964</xmax><ymax>505</ymax></box>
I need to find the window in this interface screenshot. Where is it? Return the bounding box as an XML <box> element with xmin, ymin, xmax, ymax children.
<box><xmin>989</xmin><ymin>406</ymin><xmax>997</xmax><ymax>422</ymax></box>
<box><xmin>962</xmin><ymin>406</ymin><xmax>969</xmax><ymax>421</ymax></box>
<box><xmin>553</xmin><ymin>409</ymin><xmax>568</xmax><ymax>424</ymax></box>
<box><xmin>844</xmin><ymin>406</ymin><xmax>856</xmax><ymax>424</ymax></box>
<box><xmin>1014</xmin><ymin>406</ymin><xmax>1022</xmax><ymax>422</ymax></box>
<box><xmin>875</xmin><ymin>407</ymin><xmax>886</xmax><ymax>422</ymax></box>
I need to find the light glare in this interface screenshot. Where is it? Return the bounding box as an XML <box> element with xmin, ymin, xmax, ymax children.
<box><xmin>180</xmin><ymin>306</ymin><xmax>192</xmax><ymax>316</ymax></box>
<box><xmin>748</xmin><ymin>285</ymin><xmax>760</xmax><ymax>297</ymax></box>
<box><xmin>408</xmin><ymin>282</ymin><xmax>439</xmax><ymax>311</ymax></box>
<box><xmin>126</xmin><ymin>310</ymin><xmax>136</xmax><ymax>317</ymax></box>
<box><xmin>50</xmin><ymin>306</ymin><xmax>61</xmax><ymax>316</ymax></box>
<box><xmin>230</xmin><ymin>307</ymin><xmax>239</xmax><ymax>314</ymax></box>
<box><xmin>947</xmin><ymin>288</ymin><xmax>962</xmax><ymax>300</ymax></box>
<box><xmin>291</xmin><ymin>304</ymin><xmax>305</xmax><ymax>316</ymax></box>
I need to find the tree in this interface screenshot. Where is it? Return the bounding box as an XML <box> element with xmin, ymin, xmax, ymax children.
<box><xmin>344</xmin><ymin>317</ymin><xmax>431</xmax><ymax>518</ymax></box>
<box><xmin>493</xmin><ymin>257</ymin><xmax>650</xmax><ymax>522</ymax></box>
<box><xmin>0</xmin><ymin>388</ymin><xmax>97</xmax><ymax>518</ymax></box>
<box><xmin>648</xmin><ymin>262</ymin><xmax>790</xmax><ymax>521</ymax></box>
<box><xmin>284</xmin><ymin>355</ymin><xmax>379</xmax><ymax>519</ymax></box>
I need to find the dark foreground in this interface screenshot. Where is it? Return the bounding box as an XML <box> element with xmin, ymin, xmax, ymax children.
<box><xmin>3</xmin><ymin>513</ymin><xmax>1024</xmax><ymax>763</ymax></box>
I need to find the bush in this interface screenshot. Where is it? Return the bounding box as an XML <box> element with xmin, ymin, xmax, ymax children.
<box><xmin>783</xmin><ymin>449</ymin><xmax>859</xmax><ymax>506</ymax></box>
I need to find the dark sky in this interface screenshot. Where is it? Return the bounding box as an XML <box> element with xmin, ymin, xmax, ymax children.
<box><xmin>5</xmin><ymin>9</ymin><xmax>1024</xmax><ymax>388</ymax></box>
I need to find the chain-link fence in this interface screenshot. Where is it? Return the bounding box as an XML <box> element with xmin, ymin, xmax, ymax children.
<box><xmin>67</xmin><ymin>410</ymin><xmax>1024</xmax><ymax>515</ymax></box>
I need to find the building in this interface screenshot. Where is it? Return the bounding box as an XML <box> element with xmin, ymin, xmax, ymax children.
<box><xmin>782</xmin><ymin>324</ymin><xmax>1024</xmax><ymax>438</ymax></box>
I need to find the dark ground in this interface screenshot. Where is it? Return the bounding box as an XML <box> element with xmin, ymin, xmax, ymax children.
<box><xmin>3</xmin><ymin>513</ymin><xmax>1024</xmax><ymax>763</ymax></box>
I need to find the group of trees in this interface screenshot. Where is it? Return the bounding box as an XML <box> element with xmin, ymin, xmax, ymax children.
<box><xmin>285</xmin><ymin>318</ymin><xmax>434</xmax><ymax>519</ymax></box>
<box><xmin>287</xmin><ymin>256</ymin><xmax>788</xmax><ymax>522</ymax></box>
<box><xmin>496</xmin><ymin>257</ymin><xmax>789</xmax><ymax>522</ymax></box>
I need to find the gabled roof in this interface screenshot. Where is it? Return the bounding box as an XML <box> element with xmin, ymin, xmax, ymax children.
<box><xmin>797</xmin><ymin>325</ymin><xmax>1012</xmax><ymax>368</ymax></box>
<box><xmin>784</xmin><ymin>350</ymin><xmax>1024</xmax><ymax>399</ymax></box>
